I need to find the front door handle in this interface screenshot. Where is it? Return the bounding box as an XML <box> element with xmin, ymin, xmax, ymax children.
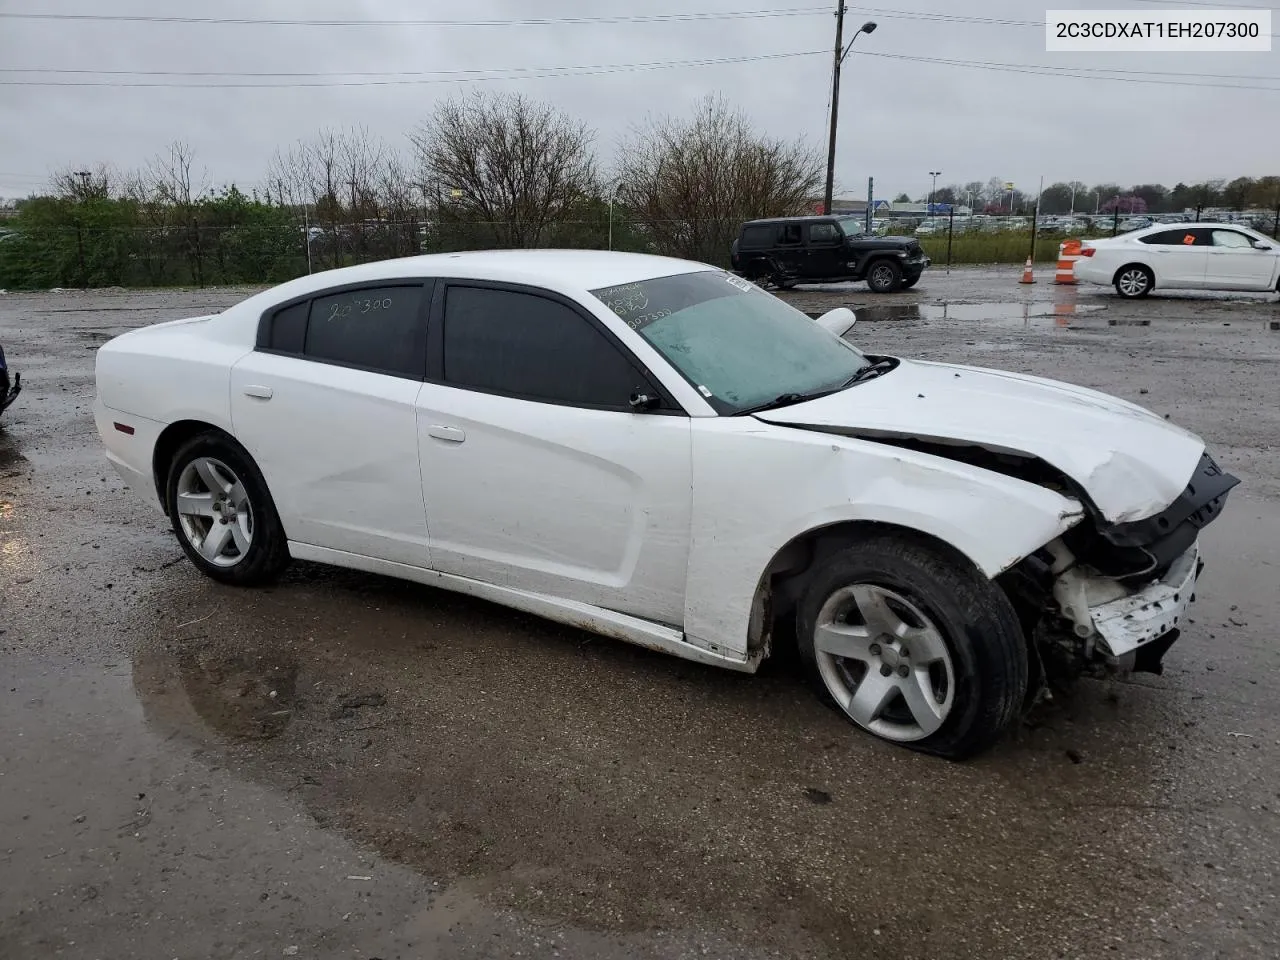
<box><xmin>243</xmin><ymin>384</ymin><xmax>273</xmax><ymax>400</ymax></box>
<box><xmin>426</xmin><ymin>425</ymin><xmax>466</xmax><ymax>443</ymax></box>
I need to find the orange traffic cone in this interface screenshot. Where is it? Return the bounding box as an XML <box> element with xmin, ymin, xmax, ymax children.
<box><xmin>1019</xmin><ymin>257</ymin><xmax>1035</xmax><ymax>284</ymax></box>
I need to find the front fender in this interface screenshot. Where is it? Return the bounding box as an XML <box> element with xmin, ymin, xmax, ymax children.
<box><xmin>683</xmin><ymin>420</ymin><xmax>1084</xmax><ymax>657</ymax></box>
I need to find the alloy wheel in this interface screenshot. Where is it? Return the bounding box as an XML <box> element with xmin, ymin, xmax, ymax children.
<box><xmin>812</xmin><ymin>584</ymin><xmax>956</xmax><ymax>742</ymax></box>
<box><xmin>1117</xmin><ymin>268</ymin><xmax>1150</xmax><ymax>297</ymax></box>
<box><xmin>175</xmin><ymin>456</ymin><xmax>254</xmax><ymax>567</ymax></box>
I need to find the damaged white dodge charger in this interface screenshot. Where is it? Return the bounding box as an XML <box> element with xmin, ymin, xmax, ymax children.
<box><xmin>93</xmin><ymin>251</ymin><xmax>1238</xmax><ymax>758</ymax></box>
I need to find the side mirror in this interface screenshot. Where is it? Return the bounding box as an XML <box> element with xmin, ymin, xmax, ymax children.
<box><xmin>1253</xmin><ymin>240</ymin><xmax>1273</xmax><ymax>250</ymax></box>
<box><xmin>816</xmin><ymin>306</ymin><xmax>856</xmax><ymax>338</ymax></box>
<box><xmin>629</xmin><ymin>391</ymin><xmax>660</xmax><ymax>412</ymax></box>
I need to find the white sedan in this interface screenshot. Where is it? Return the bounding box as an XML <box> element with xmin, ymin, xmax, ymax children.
<box><xmin>1076</xmin><ymin>222</ymin><xmax>1280</xmax><ymax>298</ymax></box>
<box><xmin>94</xmin><ymin>251</ymin><xmax>1238</xmax><ymax>758</ymax></box>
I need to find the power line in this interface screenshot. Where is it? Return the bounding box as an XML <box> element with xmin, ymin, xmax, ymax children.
<box><xmin>859</xmin><ymin>50</ymin><xmax>1280</xmax><ymax>92</ymax></box>
<box><xmin>0</xmin><ymin>50</ymin><xmax>826</xmax><ymax>88</ymax></box>
<box><xmin>8</xmin><ymin>58</ymin><xmax>1278</xmax><ymax>84</ymax></box>
<box><xmin>0</xmin><ymin>7</ymin><xmax>828</xmax><ymax>28</ymax></box>
<box><xmin>1123</xmin><ymin>0</ymin><xmax>1275</xmax><ymax>9</ymax></box>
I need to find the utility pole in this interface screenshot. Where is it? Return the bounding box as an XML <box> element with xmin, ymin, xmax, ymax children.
<box><xmin>822</xmin><ymin>2</ymin><xmax>845</xmax><ymax>217</ymax></box>
<box><xmin>822</xmin><ymin>7</ymin><xmax>876</xmax><ymax>215</ymax></box>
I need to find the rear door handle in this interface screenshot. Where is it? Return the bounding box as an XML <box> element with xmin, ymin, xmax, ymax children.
<box><xmin>426</xmin><ymin>425</ymin><xmax>466</xmax><ymax>443</ymax></box>
<box><xmin>242</xmin><ymin>385</ymin><xmax>273</xmax><ymax>400</ymax></box>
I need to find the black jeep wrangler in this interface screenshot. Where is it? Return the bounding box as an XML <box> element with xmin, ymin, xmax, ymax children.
<box><xmin>730</xmin><ymin>215</ymin><xmax>930</xmax><ymax>293</ymax></box>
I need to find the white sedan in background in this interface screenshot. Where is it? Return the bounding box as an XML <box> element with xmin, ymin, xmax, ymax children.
<box><xmin>94</xmin><ymin>250</ymin><xmax>1237</xmax><ymax>759</ymax></box>
<box><xmin>1076</xmin><ymin>222</ymin><xmax>1280</xmax><ymax>298</ymax></box>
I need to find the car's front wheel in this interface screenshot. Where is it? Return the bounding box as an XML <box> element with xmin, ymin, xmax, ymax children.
<box><xmin>796</xmin><ymin>534</ymin><xmax>1028</xmax><ymax>759</ymax></box>
<box><xmin>900</xmin><ymin>274</ymin><xmax>921</xmax><ymax>290</ymax></box>
<box><xmin>164</xmin><ymin>431</ymin><xmax>291</xmax><ymax>585</ymax></box>
<box><xmin>865</xmin><ymin>259</ymin><xmax>902</xmax><ymax>293</ymax></box>
<box><xmin>1114</xmin><ymin>264</ymin><xmax>1154</xmax><ymax>299</ymax></box>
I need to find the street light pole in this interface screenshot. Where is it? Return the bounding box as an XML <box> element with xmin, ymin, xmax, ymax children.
<box><xmin>928</xmin><ymin>170</ymin><xmax>941</xmax><ymax>216</ymax></box>
<box><xmin>822</xmin><ymin>10</ymin><xmax>877</xmax><ymax>215</ymax></box>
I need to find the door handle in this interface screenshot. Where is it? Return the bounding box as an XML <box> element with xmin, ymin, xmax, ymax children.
<box><xmin>426</xmin><ymin>425</ymin><xmax>466</xmax><ymax>443</ymax></box>
<box><xmin>242</xmin><ymin>385</ymin><xmax>273</xmax><ymax>400</ymax></box>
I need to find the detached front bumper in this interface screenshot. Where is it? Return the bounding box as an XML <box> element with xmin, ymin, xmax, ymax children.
<box><xmin>1049</xmin><ymin>539</ymin><xmax>1202</xmax><ymax>675</ymax></box>
<box><xmin>1090</xmin><ymin>541</ymin><xmax>1200</xmax><ymax>659</ymax></box>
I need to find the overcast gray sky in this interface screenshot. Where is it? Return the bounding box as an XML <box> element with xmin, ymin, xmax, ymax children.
<box><xmin>1</xmin><ymin>0</ymin><xmax>1277</xmax><ymax>201</ymax></box>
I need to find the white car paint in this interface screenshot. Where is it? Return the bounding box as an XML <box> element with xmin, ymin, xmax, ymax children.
<box><xmin>755</xmin><ymin>358</ymin><xmax>1204</xmax><ymax>524</ymax></box>
<box><xmin>94</xmin><ymin>249</ymin><xmax>1215</xmax><ymax>675</ymax></box>
<box><xmin>1075</xmin><ymin>222</ymin><xmax>1280</xmax><ymax>294</ymax></box>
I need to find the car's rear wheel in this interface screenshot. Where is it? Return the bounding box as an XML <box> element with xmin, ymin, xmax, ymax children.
<box><xmin>796</xmin><ymin>534</ymin><xmax>1028</xmax><ymax>759</ymax></box>
<box><xmin>165</xmin><ymin>432</ymin><xmax>290</xmax><ymax>585</ymax></box>
<box><xmin>1114</xmin><ymin>264</ymin><xmax>1154</xmax><ymax>299</ymax></box>
<box><xmin>866</xmin><ymin>259</ymin><xmax>902</xmax><ymax>293</ymax></box>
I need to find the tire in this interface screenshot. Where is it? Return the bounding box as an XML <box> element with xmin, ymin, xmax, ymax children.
<box><xmin>1114</xmin><ymin>264</ymin><xmax>1154</xmax><ymax>299</ymax></box>
<box><xmin>900</xmin><ymin>274</ymin><xmax>921</xmax><ymax>290</ymax></box>
<box><xmin>164</xmin><ymin>431</ymin><xmax>291</xmax><ymax>585</ymax></box>
<box><xmin>865</xmin><ymin>259</ymin><xmax>903</xmax><ymax>293</ymax></box>
<box><xmin>795</xmin><ymin>533</ymin><xmax>1028</xmax><ymax>760</ymax></box>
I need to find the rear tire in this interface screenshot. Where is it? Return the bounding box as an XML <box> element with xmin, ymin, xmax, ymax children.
<box><xmin>796</xmin><ymin>534</ymin><xmax>1028</xmax><ymax>760</ymax></box>
<box><xmin>164</xmin><ymin>431</ymin><xmax>291</xmax><ymax>586</ymax></box>
<box><xmin>1114</xmin><ymin>264</ymin><xmax>1154</xmax><ymax>299</ymax></box>
<box><xmin>866</xmin><ymin>259</ymin><xmax>903</xmax><ymax>293</ymax></box>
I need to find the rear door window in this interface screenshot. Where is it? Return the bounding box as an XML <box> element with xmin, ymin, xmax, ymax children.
<box><xmin>1141</xmin><ymin>229</ymin><xmax>1212</xmax><ymax>246</ymax></box>
<box><xmin>305</xmin><ymin>285</ymin><xmax>428</xmax><ymax>377</ymax></box>
<box><xmin>259</xmin><ymin>282</ymin><xmax>430</xmax><ymax>379</ymax></box>
<box><xmin>776</xmin><ymin>224</ymin><xmax>803</xmax><ymax>246</ymax></box>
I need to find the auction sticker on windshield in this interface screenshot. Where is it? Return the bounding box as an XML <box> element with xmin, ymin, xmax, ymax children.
<box><xmin>1046</xmin><ymin>9</ymin><xmax>1271</xmax><ymax>51</ymax></box>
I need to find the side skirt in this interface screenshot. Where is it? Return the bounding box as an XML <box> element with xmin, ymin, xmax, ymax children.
<box><xmin>287</xmin><ymin>542</ymin><xmax>762</xmax><ymax>674</ymax></box>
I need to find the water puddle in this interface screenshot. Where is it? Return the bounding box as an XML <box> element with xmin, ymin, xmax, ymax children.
<box><xmin>134</xmin><ymin>645</ymin><xmax>300</xmax><ymax>741</ymax></box>
<box><xmin>852</xmin><ymin>301</ymin><xmax>1108</xmax><ymax>325</ymax></box>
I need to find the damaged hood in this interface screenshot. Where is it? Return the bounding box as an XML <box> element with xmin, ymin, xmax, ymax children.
<box><xmin>754</xmin><ymin>359</ymin><xmax>1205</xmax><ymax>523</ymax></box>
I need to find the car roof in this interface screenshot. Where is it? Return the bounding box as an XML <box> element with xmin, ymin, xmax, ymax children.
<box><xmin>741</xmin><ymin>215</ymin><xmax>845</xmax><ymax>226</ymax></box>
<box><xmin>231</xmin><ymin>249</ymin><xmax>716</xmax><ymax>316</ymax></box>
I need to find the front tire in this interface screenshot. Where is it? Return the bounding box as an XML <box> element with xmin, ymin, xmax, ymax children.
<box><xmin>900</xmin><ymin>274</ymin><xmax>921</xmax><ymax>290</ymax></box>
<box><xmin>1114</xmin><ymin>264</ymin><xmax>1154</xmax><ymax>299</ymax></box>
<box><xmin>164</xmin><ymin>432</ymin><xmax>291</xmax><ymax>585</ymax></box>
<box><xmin>796</xmin><ymin>534</ymin><xmax>1028</xmax><ymax>759</ymax></box>
<box><xmin>865</xmin><ymin>259</ymin><xmax>903</xmax><ymax>293</ymax></box>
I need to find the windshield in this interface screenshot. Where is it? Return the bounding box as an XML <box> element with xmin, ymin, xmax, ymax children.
<box><xmin>591</xmin><ymin>271</ymin><xmax>870</xmax><ymax>415</ymax></box>
<box><xmin>837</xmin><ymin>216</ymin><xmax>865</xmax><ymax>237</ymax></box>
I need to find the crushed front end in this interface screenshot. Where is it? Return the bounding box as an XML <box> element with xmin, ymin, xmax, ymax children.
<box><xmin>1002</xmin><ymin>451</ymin><xmax>1239</xmax><ymax>687</ymax></box>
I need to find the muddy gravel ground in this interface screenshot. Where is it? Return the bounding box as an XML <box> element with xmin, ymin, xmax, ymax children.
<box><xmin>2</xmin><ymin>269</ymin><xmax>1279</xmax><ymax>960</ymax></box>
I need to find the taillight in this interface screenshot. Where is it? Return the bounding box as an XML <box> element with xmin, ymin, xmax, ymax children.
<box><xmin>1080</xmin><ymin>247</ymin><xmax>1096</xmax><ymax>257</ymax></box>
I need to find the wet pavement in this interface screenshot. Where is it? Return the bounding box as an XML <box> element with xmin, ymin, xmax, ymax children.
<box><xmin>2</xmin><ymin>269</ymin><xmax>1279</xmax><ymax>959</ymax></box>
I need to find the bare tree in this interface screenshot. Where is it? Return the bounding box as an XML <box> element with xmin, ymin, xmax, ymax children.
<box><xmin>411</xmin><ymin>91</ymin><xmax>598</xmax><ymax>248</ymax></box>
<box><xmin>267</xmin><ymin>127</ymin><xmax>405</xmax><ymax>267</ymax></box>
<box><xmin>614</xmin><ymin>95</ymin><xmax>820</xmax><ymax>266</ymax></box>
<box><xmin>141</xmin><ymin>141</ymin><xmax>209</xmax><ymax>284</ymax></box>
<box><xmin>51</xmin><ymin>163</ymin><xmax>118</xmax><ymax>201</ymax></box>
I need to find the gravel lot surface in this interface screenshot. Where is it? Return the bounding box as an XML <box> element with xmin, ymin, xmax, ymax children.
<box><xmin>2</xmin><ymin>268</ymin><xmax>1278</xmax><ymax>959</ymax></box>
